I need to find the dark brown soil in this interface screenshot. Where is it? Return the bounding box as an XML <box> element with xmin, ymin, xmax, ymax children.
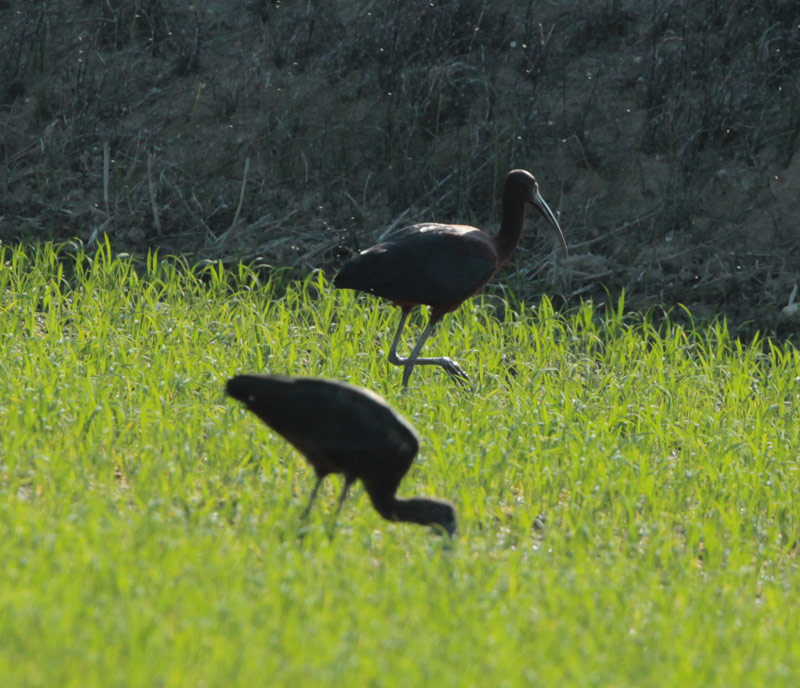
<box><xmin>2</xmin><ymin>1</ymin><xmax>799</xmax><ymax>334</ymax></box>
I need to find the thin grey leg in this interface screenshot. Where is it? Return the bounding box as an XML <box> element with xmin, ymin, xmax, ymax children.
<box><xmin>300</xmin><ymin>475</ymin><xmax>324</xmax><ymax>521</ymax></box>
<box><xmin>387</xmin><ymin>308</ymin><xmax>411</xmax><ymax>366</ymax></box>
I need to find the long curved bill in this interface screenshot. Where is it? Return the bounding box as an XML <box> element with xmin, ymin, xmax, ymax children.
<box><xmin>531</xmin><ymin>190</ymin><xmax>568</xmax><ymax>258</ymax></box>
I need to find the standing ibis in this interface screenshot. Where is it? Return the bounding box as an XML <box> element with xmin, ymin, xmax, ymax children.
<box><xmin>334</xmin><ymin>169</ymin><xmax>568</xmax><ymax>387</ymax></box>
<box><xmin>226</xmin><ymin>373</ymin><xmax>456</xmax><ymax>536</ymax></box>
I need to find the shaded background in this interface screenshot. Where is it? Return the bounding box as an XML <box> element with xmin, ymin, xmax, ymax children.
<box><xmin>2</xmin><ymin>0</ymin><xmax>799</xmax><ymax>331</ymax></box>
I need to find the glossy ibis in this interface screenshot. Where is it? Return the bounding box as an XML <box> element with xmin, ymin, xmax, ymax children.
<box><xmin>226</xmin><ymin>373</ymin><xmax>456</xmax><ymax>536</ymax></box>
<box><xmin>335</xmin><ymin>169</ymin><xmax>568</xmax><ymax>387</ymax></box>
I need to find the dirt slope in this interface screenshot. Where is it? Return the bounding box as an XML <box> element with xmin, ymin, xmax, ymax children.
<box><xmin>2</xmin><ymin>1</ymin><xmax>799</xmax><ymax>332</ymax></box>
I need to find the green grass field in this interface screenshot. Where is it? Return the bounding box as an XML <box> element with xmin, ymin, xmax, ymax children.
<box><xmin>2</xmin><ymin>242</ymin><xmax>799</xmax><ymax>687</ymax></box>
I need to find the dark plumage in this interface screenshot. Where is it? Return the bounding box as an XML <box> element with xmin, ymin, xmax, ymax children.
<box><xmin>335</xmin><ymin>169</ymin><xmax>568</xmax><ymax>387</ymax></box>
<box><xmin>226</xmin><ymin>374</ymin><xmax>456</xmax><ymax>536</ymax></box>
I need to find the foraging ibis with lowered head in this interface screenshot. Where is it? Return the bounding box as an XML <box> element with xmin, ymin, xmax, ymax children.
<box><xmin>226</xmin><ymin>373</ymin><xmax>456</xmax><ymax>536</ymax></box>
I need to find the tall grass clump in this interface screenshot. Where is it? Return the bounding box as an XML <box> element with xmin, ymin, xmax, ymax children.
<box><xmin>1</xmin><ymin>242</ymin><xmax>800</xmax><ymax>687</ymax></box>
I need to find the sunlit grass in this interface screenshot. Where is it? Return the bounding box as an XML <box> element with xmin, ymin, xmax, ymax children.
<box><xmin>1</xmin><ymin>241</ymin><xmax>799</xmax><ymax>686</ymax></box>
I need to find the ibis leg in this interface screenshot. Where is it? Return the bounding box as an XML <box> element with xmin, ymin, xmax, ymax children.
<box><xmin>387</xmin><ymin>307</ymin><xmax>412</xmax><ymax>367</ymax></box>
<box><xmin>326</xmin><ymin>476</ymin><xmax>356</xmax><ymax>539</ymax></box>
<box><xmin>386</xmin><ymin>309</ymin><xmax>469</xmax><ymax>387</ymax></box>
<box><xmin>333</xmin><ymin>476</ymin><xmax>355</xmax><ymax>518</ymax></box>
<box><xmin>300</xmin><ymin>475</ymin><xmax>324</xmax><ymax>521</ymax></box>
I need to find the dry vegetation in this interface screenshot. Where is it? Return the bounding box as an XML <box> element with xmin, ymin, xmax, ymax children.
<box><xmin>2</xmin><ymin>0</ymin><xmax>799</xmax><ymax>330</ymax></box>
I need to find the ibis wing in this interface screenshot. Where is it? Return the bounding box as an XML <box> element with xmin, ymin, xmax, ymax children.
<box><xmin>336</xmin><ymin>226</ymin><xmax>497</xmax><ymax>307</ymax></box>
<box><xmin>230</xmin><ymin>376</ymin><xmax>418</xmax><ymax>458</ymax></box>
<box><xmin>378</xmin><ymin>222</ymin><xmax>453</xmax><ymax>242</ymax></box>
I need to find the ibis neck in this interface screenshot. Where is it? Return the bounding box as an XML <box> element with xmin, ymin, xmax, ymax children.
<box><xmin>367</xmin><ymin>490</ymin><xmax>455</xmax><ymax>533</ymax></box>
<box><xmin>384</xmin><ymin>496</ymin><xmax>436</xmax><ymax>526</ymax></box>
<box><xmin>494</xmin><ymin>192</ymin><xmax>526</xmax><ymax>267</ymax></box>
